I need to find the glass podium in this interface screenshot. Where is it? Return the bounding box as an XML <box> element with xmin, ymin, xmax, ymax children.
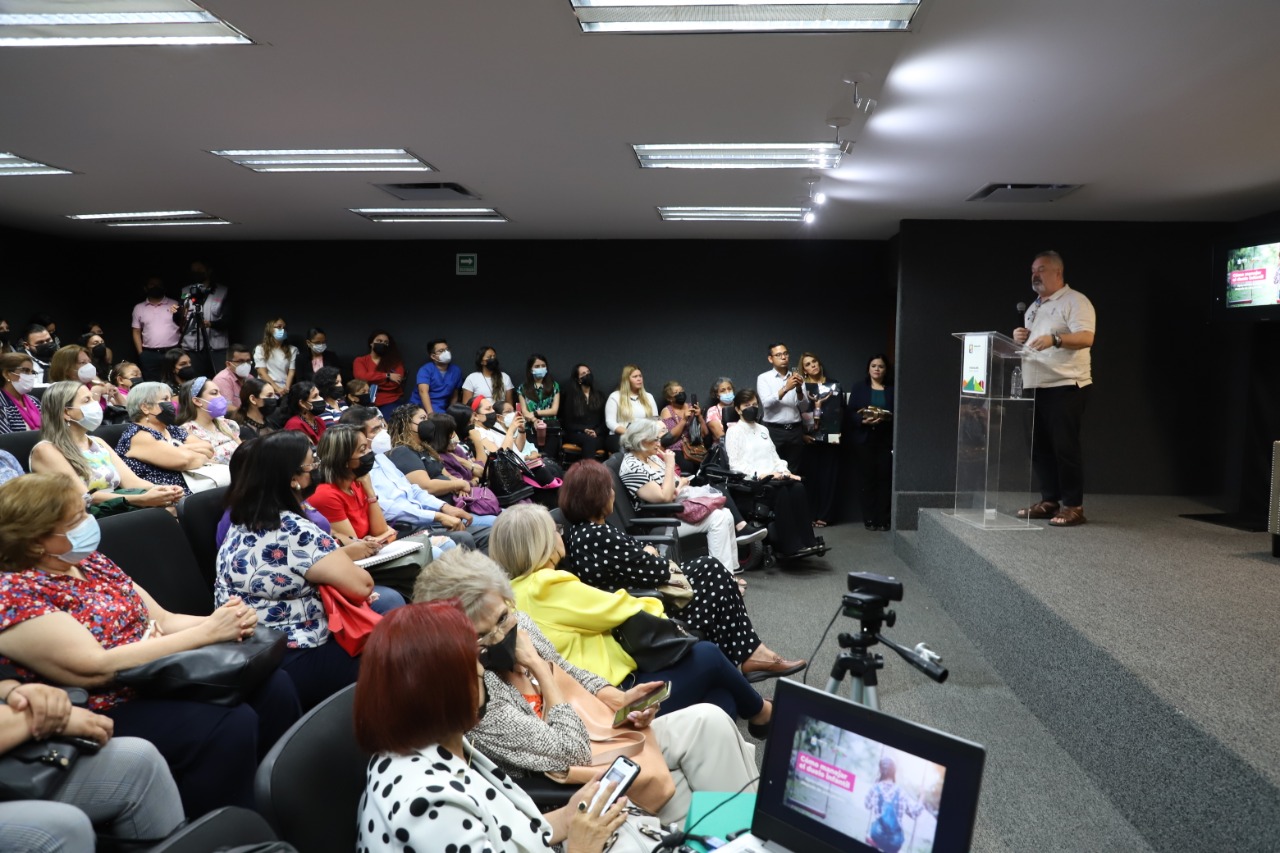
<box><xmin>950</xmin><ymin>331</ymin><xmax>1038</xmax><ymax>530</ymax></box>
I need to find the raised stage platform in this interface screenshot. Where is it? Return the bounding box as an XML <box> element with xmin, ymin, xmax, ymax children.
<box><xmin>895</xmin><ymin>495</ymin><xmax>1280</xmax><ymax>852</ymax></box>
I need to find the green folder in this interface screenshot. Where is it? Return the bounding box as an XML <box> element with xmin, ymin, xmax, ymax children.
<box><xmin>683</xmin><ymin>791</ymin><xmax>757</xmax><ymax>852</ymax></box>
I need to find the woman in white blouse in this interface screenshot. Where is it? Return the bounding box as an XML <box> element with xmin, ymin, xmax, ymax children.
<box><xmin>253</xmin><ymin>317</ymin><xmax>297</xmax><ymax>395</ymax></box>
<box><xmin>459</xmin><ymin>344</ymin><xmax>515</xmax><ymax>407</ymax></box>
<box><xmin>604</xmin><ymin>364</ymin><xmax>657</xmax><ymax>454</ymax></box>
<box><xmin>725</xmin><ymin>389</ymin><xmax>826</xmax><ymax>561</ymax></box>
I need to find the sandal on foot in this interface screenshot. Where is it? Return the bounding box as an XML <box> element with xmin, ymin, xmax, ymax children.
<box><xmin>1049</xmin><ymin>506</ymin><xmax>1086</xmax><ymax>527</ymax></box>
<box><xmin>1016</xmin><ymin>500</ymin><xmax>1060</xmax><ymax>520</ymax></box>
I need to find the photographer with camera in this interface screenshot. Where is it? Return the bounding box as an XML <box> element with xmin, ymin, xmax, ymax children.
<box><xmin>177</xmin><ymin>260</ymin><xmax>230</xmax><ymax>377</ymax></box>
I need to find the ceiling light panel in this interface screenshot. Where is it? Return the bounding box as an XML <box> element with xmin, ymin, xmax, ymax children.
<box><xmin>67</xmin><ymin>210</ymin><xmax>230</xmax><ymax>227</ymax></box>
<box><xmin>0</xmin><ymin>0</ymin><xmax>251</xmax><ymax>47</ymax></box>
<box><xmin>351</xmin><ymin>208</ymin><xmax>507</xmax><ymax>223</ymax></box>
<box><xmin>210</xmin><ymin>148</ymin><xmax>434</xmax><ymax>173</ymax></box>
<box><xmin>569</xmin><ymin>0</ymin><xmax>920</xmax><ymax>33</ymax></box>
<box><xmin>634</xmin><ymin>143</ymin><xmax>842</xmax><ymax>170</ymax></box>
<box><xmin>659</xmin><ymin>206</ymin><xmax>807</xmax><ymax>222</ymax></box>
<box><xmin>0</xmin><ymin>151</ymin><xmax>71</xmax><ymax>175</ymax></box>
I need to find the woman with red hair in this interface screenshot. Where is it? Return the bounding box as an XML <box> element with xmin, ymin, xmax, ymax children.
<box><xmin>354</xmin><ymin>601</ymin><xmax>630</xmax><ymax>853</ymax></box>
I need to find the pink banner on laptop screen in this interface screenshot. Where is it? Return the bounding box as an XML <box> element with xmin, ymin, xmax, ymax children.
<box><xmin>794</xmin><ymin>751</ymin><xmax>855</xmax><ymax>792</ymax></box>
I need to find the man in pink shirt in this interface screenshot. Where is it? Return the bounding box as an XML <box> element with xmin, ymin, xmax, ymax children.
<box><xmin>131</xmin><ymin>276</ymin><xmax>181</xmax><ymax>382</ymax></box>
<box><xmin>211</xmin><ymin>343</ymin><xmax>254</xmax><ymax>414</ymax></box>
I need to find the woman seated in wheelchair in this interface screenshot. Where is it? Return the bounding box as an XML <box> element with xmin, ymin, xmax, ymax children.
<box><xmin>724</xmin><ymin>389</ymin><xmax>827</xmax><ymax>561</ymax></box>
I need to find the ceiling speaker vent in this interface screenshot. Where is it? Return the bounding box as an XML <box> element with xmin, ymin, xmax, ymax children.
<box><xmin>375</xmin><ymin>182</ymin><xmax>479</xmax><ymax>201</ymax></box>
<box><xmin>966</xmin><ymin>183</ymin><xmax>1081</xmax><ymax>203</ymax></box>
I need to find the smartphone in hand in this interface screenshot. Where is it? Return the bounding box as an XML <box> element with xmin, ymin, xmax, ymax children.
<box><xmin>611</xmin><ymin>681</ymin><xmax>671</xmax><ymax>727</ymax></box>
<box><xmin>589</xmin><ymin>756</ymin><xmax>641</xmax><ymax>813</ymax></box>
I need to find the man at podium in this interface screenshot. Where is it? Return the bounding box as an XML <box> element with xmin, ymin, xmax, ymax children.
<box><xmin>1011</xmin><ymin>250</ymin><xmax>1097</xmax><ymax>527</ymax></box>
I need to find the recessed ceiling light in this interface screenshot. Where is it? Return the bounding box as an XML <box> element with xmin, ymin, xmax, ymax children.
<box><xmin>569</xmin><ymin>0</ymin><xmax>921</xmax><ymax>34</ymax></box>
<box><xmin>210</xmin><ymin>148</ymin><xmax>434</xmax><ymax>173</ymax></box>
<box><xmin>0</xmin><ymin>152</ymin><xmax>72</xmax><ymax>175</ymax></box>
<box><xmin>67</xmin><ymin>210</ymin><xmax>230</xmax><ymax>226</ymax></box>
<box><xmin>0</xmin><ymin>1</ymin><xmax>252</xmax><ymax>47</ymax></box>
<box><xmin>658</xmin><ymin>206</ymin><xmax>808</xmax><ymax>222</ymax></box>
<box><xmin>634</xmin><ymin>143</ymin><xmax>843</xmax><ymax>170</ymax></box>
<box><xmin>351</xmin><ymin>208</ymin><xmax>508</xmax><ymax>223</ymax></box>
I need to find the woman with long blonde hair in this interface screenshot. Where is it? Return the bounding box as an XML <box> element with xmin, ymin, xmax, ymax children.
<box><xmin>604</xmin><ymin>364</ymin><xmax>656</xmax><ymax>454</ymax></box>
<box><xmin>253</xmin><ymin>317</ymin><xmax>296</xmax><ymax>395</ymax></box>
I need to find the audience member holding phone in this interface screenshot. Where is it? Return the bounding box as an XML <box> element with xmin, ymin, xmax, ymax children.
<box><xmin>412</xmin><ymin>549</ymin><xmax>758</xmax><ymax>825</ymax></box>
<box><xmin>354</xmin><ymin>600</ymin><xmax>633</xmax><ymax>853</ymax></box>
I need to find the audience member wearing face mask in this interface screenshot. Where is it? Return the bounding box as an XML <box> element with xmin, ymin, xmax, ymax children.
<box><xmin>115</xmin><ymin>381</ymin><xmax>216</xmax><ymax>495</ymax></box>
<box><xmin>0</xmin><ymin>352</ymin><xmax>42</xmax><ymax>434</ymax></box>
<box><xmin>29</xmin><ymin>381</ymin><xmax>185</xmax><ymax>512</ymax></box>
<box><xmin>176</xmin><ymin>376</ymin><xmax>242</xmax><ymax>465</ymax></box>
<box><xmin>724</xmin><ymin>389</ymin><xmax>825</xmax><ymax>561</ymax></box>
<box><xmin>211</xmin><ymin>343</ymin><xmax>255</xmax><ymax>414</ymax></box>
<box><xmin>253</xmin><ymin>318</ymin><xmax>297</xmax><ymax>396</ymax></box>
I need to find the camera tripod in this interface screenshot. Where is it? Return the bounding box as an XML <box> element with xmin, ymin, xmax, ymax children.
<box><xmin>823</xmin><ymin>574</ymin><xmax>949</xmax><ymax>709</ymax></box>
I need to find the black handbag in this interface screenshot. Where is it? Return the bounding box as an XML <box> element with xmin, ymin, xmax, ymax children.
<box><xmin>481</xmin><ymin>449</ymin><xmax>535</xmax><ymax>506</ymax></box>
<box><xmin>114</xmin><ymin>626</ymin><xmax>287</xmax><ymax>706</ymax></box>
<box><xmin>0</xmin><ymin>736</ymin><xmax>100</xmax><ymax>801</ymax></box>
<box><xmin>613</xmin><ymin>611</ymin><xmax>698</xmax><ymax>672</ymax></box>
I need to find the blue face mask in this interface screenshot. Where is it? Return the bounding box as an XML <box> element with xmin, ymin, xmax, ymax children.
<box><xmin>719</xmin><ymin>392</ymin><xmax>735</xmax><ymax>405</ymax></box>
<box><xmin>531</xmin><ymin>367</ymin><xmax>548</xmax><ymax>379</ymax></box>
<box><xmin>273</xmin><ymin>328</ymin><xmax>287</xmax><ymax>341</ymax></box>
<box><xmin>56</xmin><ymin>514</ymin><xmax>101</xmax><ymax>564</ymax></box>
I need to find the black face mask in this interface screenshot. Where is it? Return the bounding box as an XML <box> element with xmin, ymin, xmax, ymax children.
<box><xmin>176</xmin><ymin>365</ymin><xmax>196</xmax><ymax>381</ymax></box>
<box><xmin>91</xmin><ymin>344</ymin><xmax>106</xmax><ymax>360</ymax></box>
<box><xmin>416</xmin><ymin>421</ymin><xmax>433</xmax><ymax>443</ymax></box>
<box><xmin>481</xmin><ymin>625</ymin><xmax>518</xmax><ymax>673</ymax></box>
<box><xmin>741</xmin><ymin>406</ymin><xmax>760</xmax><ymax>424</ymax></box>
<box><xmin>145</xmin><ymin>285</ymin><xmax>165</xmax><ymax>299</ymax></box>
<box><xmin>352</xmin><ymin>452</ymin><xmax>376</xmax><ymax>478</ymax></box>
<box><xmin>673</xmin><ymin>392</ymin><xmax>687</xmax><ymax>405</ymax></box>
<box><xmin>484</xmin><ymin>357</ymin><xmax>499</xmax><ymax>372</ymax></box>
<box><xmin>33</xmin><ymin>342</ymin><xmax>57</xmax><ymax>362</ymax></box>
<box><xmin>318</xmin><ymin>383</ymin><xmax>340</xmax><ymax>401</ymax></box>
<box><xmin>155</xmin><ymin>401</ymin><xmax>177</xmax><ymax>426</ymax></box>
<box><xmin>309</xmin><ymin>399</ymin><xmax>328</xmax><ymax>417</ymax></box>
<box><xmin>0</xmin><ymin>331</ymin><xmax>10</xmax><ymax>346</ymax></box>
<box><xmin>372</xmin><ymin>342</ymin><xmax>389</xmax><ymax>356</ymax></box>
<box><xmin>355</xmin><ymin>394</ymin><xmax>371</xmax><ymax>406</ymax></box>
<box><xmin>579</xmin><ymin>372</ymin><xmax>593</xmax><ymax>388</ymax></box>
<box><xmin>257</xmin><ymin>397</ymin><xmax>280</xmax><ymax>415</ymax></box>
<box><xmin>482</xmin><ymin>412</ymin><xmax>498</xmax><ymax>429</ymax></box>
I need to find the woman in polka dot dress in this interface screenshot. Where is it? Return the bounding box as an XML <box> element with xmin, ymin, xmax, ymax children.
<box><xmin>355</xmin><ymin>601</ymin><xmax>631</xmax><ymax>853</ymax></box>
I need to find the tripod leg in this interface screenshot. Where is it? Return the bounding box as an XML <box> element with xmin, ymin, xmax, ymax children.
<box><xmin>861</xmin><ymin>684</ymin><xmax>878</xmax><ymax>711</ymax></box>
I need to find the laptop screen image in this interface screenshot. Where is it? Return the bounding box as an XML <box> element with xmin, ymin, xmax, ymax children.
<box><xmin>750</xmin><ymin>680</ymin><xmax>986</xmax><ymax>853</ymax></box>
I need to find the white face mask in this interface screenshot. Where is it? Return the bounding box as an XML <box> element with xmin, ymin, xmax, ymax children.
<box><xmin>502</xmin><ymin>412</ymin><xmax>516</xmax><ymax>427</ymax></box>
<box><xmin>437</xmin><ymin>350</ymin><xmax>452</xmax><ymax>365</ymax></box>
<box><xmin>77</xmin><ymin>363</ymin><xmax>98</xmax><ymax>383</ymax></box>
<box><xmin>11</xmin><ymin>373</ymin><xmax>36</xmax><ymax>394</ymax></box>
<box><xmin>73</xmin><ymin>402</ymin><xmax>104</xmax><ymax>432</ymax></box>
<box><xmin>311</xmin><ymin>342</ymin><xmax>327</xmax><ymax>353</ymax></box>
<box><xmin>233</xmin><ymin>362</ymin><xmax>252</xmax><ymax>379</ymax></box>
<box><xmin>370</xmin><ymin>429</ymin><xmax>392</xmax><ymax>455</ymax></box>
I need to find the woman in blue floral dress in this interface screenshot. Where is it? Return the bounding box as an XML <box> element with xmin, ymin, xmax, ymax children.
<box><xmin>216</xmin><ymin>430</ymin><xmax>377</xmax><ymax>710</ymax></box>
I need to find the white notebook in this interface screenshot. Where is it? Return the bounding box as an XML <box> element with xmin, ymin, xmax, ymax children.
<box><xmin>354</xmin><ymin>539</ymin><xmax>423</xmax><ymax>568</ymax></box>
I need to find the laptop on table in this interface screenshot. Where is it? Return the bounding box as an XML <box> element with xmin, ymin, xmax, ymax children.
<box><xmin>704</xmin><ymin>679</ymin><xmax>986</xmax><ymax>853</ymax></box>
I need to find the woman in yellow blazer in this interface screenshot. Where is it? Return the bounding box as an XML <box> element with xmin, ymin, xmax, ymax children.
<box><xmin>490</xmin><ymin>504</ymin><xmax>774</xmax><ymax>731</ymax></box>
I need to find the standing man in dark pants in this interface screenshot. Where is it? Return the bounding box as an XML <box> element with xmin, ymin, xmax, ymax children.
<box><xmin>1013</xmin><ymin>250</ymin><xmax>1096</xmax><ymax>527</ymax></box>
<box><xmin>130</xmin><ymin>276</ymin><xmax>181</xmax><ymax>382</ymax></box>
<box><xmin>756</xmin><ymin>342</ymin><xmax>808</xmax><ymax>471</ymax></box>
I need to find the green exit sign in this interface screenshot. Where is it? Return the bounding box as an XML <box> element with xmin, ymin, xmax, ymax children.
<box><xmin>456</xmin><ymin>253</ymin><xmax>477</xmax><ymax>275</ymax></box>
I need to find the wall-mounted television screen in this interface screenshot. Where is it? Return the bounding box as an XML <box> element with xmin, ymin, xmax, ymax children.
<box><xmin>1226</xmin><ymin>241</ymin><xmax>1280</xmax><ymax>308</ymax></box>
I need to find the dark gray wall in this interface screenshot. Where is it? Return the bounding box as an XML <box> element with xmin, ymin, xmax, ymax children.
<box><xmin>0</xmin><ymin>232</ymin><xmax>896</xmax><ymax>521</ymax></box>
<box><xmin>893</xmin><ymin>219</ymin><xmax>1230</xmax><ymax>526</ymax></box>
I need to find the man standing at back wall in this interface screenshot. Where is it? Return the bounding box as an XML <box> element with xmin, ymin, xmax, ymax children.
<box><xmin>757</xmin><ymin>341</ymin><xmax>809</xmax><ymax>471</ymax></box>
<box><xmin>1013</xmin><ymin>250</ymin><xmax>1096</xmax><ymax>528</ymax></box>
